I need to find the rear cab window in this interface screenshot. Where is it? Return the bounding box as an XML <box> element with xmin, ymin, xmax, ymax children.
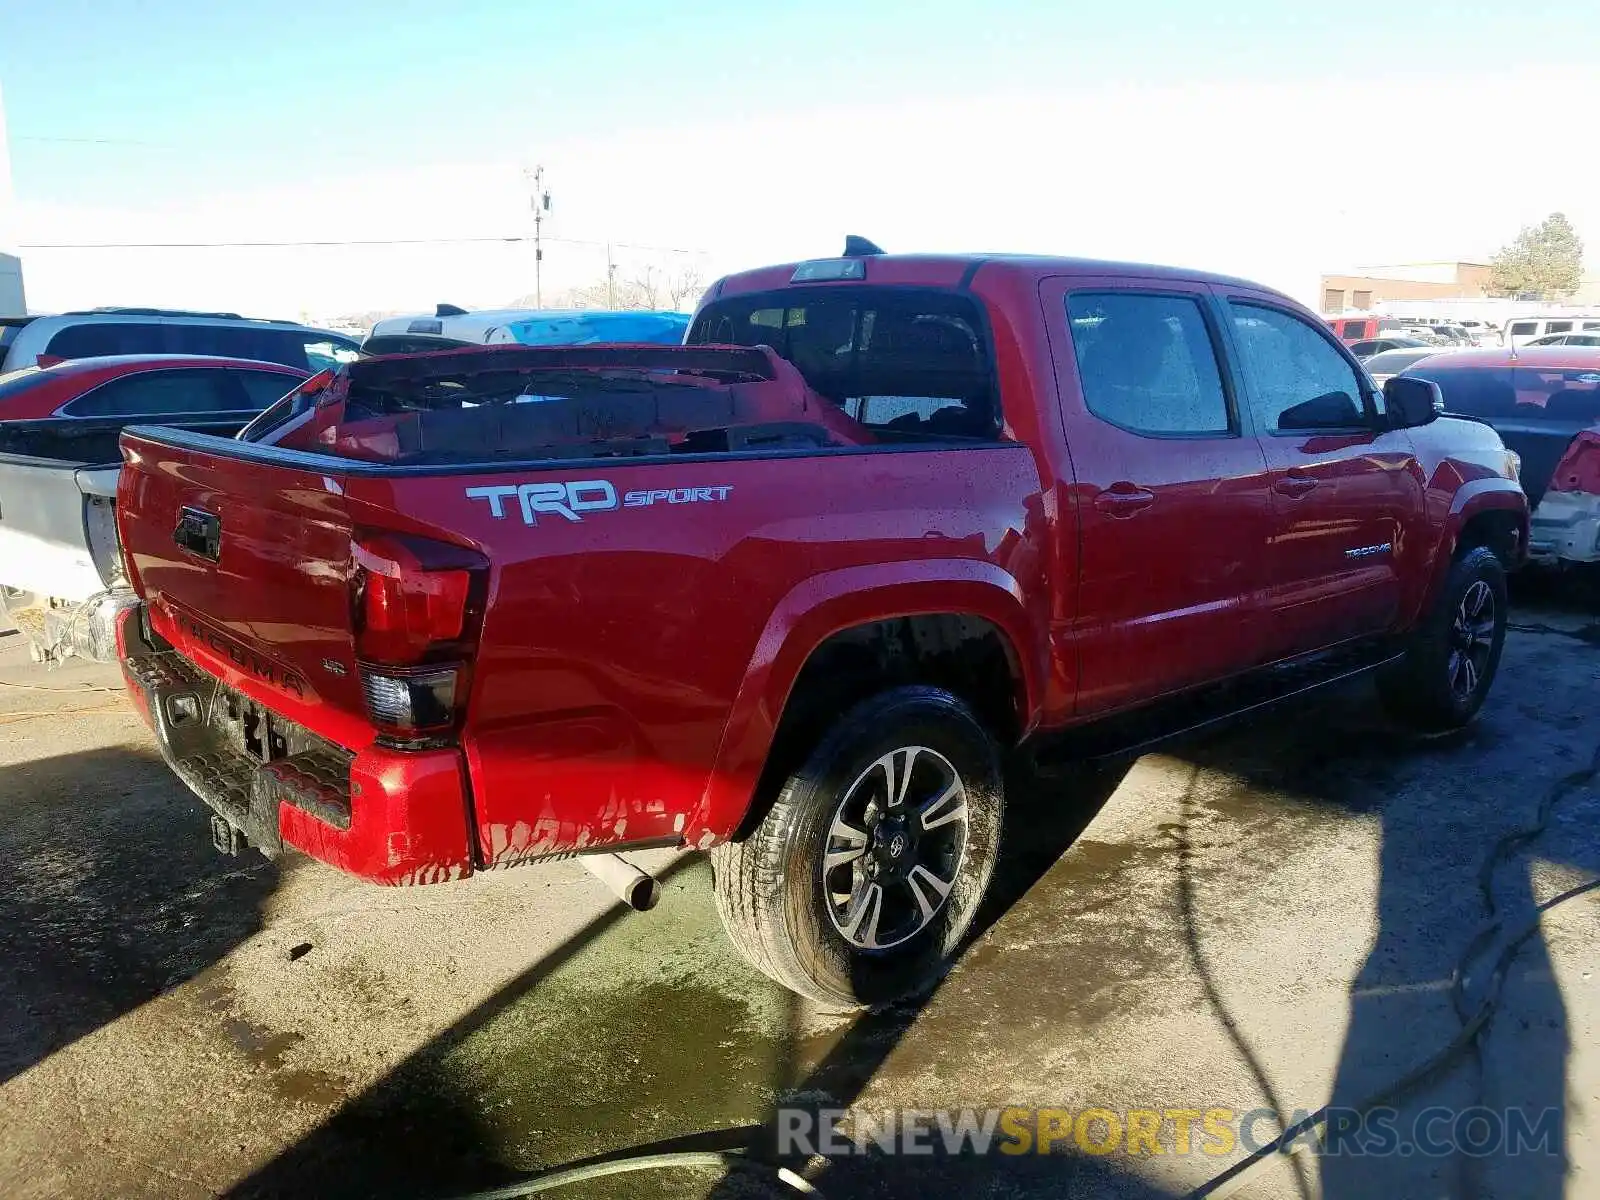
<box><xmin>247</xmin><ymin>286</ymin><xmax>1002</xmax><ymax>466</ymax></box>
<box><xmin>686</xmin><ymin>286</ymin><xmax>1000</xmax><ymax>442</ymax></box>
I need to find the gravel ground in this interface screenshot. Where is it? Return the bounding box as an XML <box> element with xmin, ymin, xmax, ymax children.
<box><xmin>0</xmin><ymin>579</ymin><xmax>1596</xmax><ymax>1200</ymax></box>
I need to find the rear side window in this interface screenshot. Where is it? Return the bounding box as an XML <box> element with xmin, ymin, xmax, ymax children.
<box><xmin>1547</xmin><ymin>322</ymin><xmax>1574</xmax><ymax>334</ymax></box>
<box><xmin>687</xmin><ymin>287</ymin><xmax>998</xmax><ymax>441</ymax></box>
<box><xmin>1229</xmin><ymin>302</ymin><xmax>1368</xmax><ymax>432</ymax></box>
<box><xmin>61</xmin><ymin>369</ymin><xmax>241</xmax><ymax>417</ymax></box>
<box><xmin>45</xmin><ymin>322</ymin><xmax>167</xmax><ymax>359</ymax></box>
<box><xmin>1066</xmin><ymin>293</ymin><xmax>1230</xmax><ymax>435</ymax></box>
<box><xmin>233</xmin><ymin>370</ymin><xmax>301</xmax><ymax>409</ymax></box>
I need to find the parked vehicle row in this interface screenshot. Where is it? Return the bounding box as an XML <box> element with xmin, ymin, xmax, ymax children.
<box><xmin>0</xmin><ymin>356</ymin><xmax>310</xmax><ymax>660</ymax></box>
<box><xmin>1400</xmin><ymin>346</ymin><xmax>1600</xmax><ymax>567</ymax></box>
<box><xmin>362</xmin><ymin>304</ymin><xmax>691</xmax><ymax>355</ymax></box>
<box><xmin>110</xmin><ymin>244</ymin><xmax>1526</xmax><ymax>1008</ymax></box>
<box><xmin>0</xmin><ymin>303</ymin><xmax>689</xmax><ymax>661</ymax></box>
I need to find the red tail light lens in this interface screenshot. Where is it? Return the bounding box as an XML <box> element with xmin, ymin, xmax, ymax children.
<box><xmin>352</xmin><ymin>532</ymin><xmax>486</xmax><ymax>665</ymax></box>
<box><xmin>351</xmin><ymin>531</ymin><xmax>488</xmax><ymax>748</ymax></box>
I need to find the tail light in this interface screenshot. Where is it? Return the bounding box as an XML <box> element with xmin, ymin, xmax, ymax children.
<box><xmin>351</xmin><ymin>532</ymin><xmax>488</xmax><ymax>748</ymax></box>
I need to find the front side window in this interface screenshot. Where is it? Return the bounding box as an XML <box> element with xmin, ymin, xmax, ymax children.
<box><xmin>688</xmin><ymin>287</ymin><xmax>998</xmax><ymax>442</ymax></box>
<box><xmin>1509</xmin><ymin>322</ymin><xmax>1537</xmax><ymax>337</ymax></box>
<box><xmin>1065</xmin><ymin>292</ymin><xmax>1231</xmax><ymax>436</ymax></box>
<box><xmin>61</xmin><ymin>369</ymin><xmax>238</xmax><ymax>417</ymax></box>
<box><xmin>1228</xmin><ymin>302</ymin><xmax>1369</xmax><ymax>432</ymax></box>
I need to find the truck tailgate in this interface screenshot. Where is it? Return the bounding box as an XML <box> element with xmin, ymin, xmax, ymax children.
<box><xmin>117</xmin><ymin>428</ymin><xmax>372</xmax><ymax>748</ymax></box>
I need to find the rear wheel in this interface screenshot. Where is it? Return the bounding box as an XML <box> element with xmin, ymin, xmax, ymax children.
<box><xmin>712</xmin><ymin>686</ymin><xmax>1003</xmax><ymax>1009</ymax></box>
<box><xmin>1378</xmin><ymin>546</ymin><xmax>1507</xmax><ymax>732</ymax></box>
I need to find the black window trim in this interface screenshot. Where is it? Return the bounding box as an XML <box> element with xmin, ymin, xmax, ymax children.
<box><xmin>58</xmin><ymin>366</ymin><xmax>259</xmax><ymax>420</ymax></box>
<box><xmin>1063</xmin><ymin>285</ymin><xmax>1243</xmax><ymax>441</ymax></box>
<box><xmin>687</xmin><ymin>283</ymin><xmax>1006</xmax><ymax>444</ymax></box>
<box><xmin>1222</xmin><ymin>296</ymin><xmax>1382</xmax><ymax>437</ymax></box>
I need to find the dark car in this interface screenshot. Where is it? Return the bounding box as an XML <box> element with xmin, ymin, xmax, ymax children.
<box><xmin>1349</xmin><ymin>336</ymin><xmax>1431</xmax><ymax>360</ymax></box>
<box><xmin>1362</xmin><ymin>346</ymin><xmax>1443</xmax><ymax>384</ymax></box>
<box><xmin>1402</xmin><ymin>346</ymin><xmax>1600</xmax><ymax>565</ymax></box>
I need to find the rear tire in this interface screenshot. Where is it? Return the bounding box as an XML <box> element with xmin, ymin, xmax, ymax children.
<box><xmin>712</xmin><ymin>686</ymin><xmax>1003</xmax><ymax>1009</ymax></box>
<box><xmin>1378</xmin><ymin>546</ymin><xmax>1507</xmax><ymax>732</ymax></box>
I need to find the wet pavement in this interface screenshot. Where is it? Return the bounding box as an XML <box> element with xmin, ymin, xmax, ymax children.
<box><xmin>0</xmin><ymin>576</ymin><xmax>1597</xmax><ymax>1199</ymax></box>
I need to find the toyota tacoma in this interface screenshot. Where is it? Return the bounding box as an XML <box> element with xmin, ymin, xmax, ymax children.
<box><xmin>114</xmin><ymin>247</ymin><xmax>1527</xmax><ymax>1007</ymax></box>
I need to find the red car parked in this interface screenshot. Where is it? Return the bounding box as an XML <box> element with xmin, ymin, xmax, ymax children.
<box><xmin>115</xmin><ymin>249</ymin><xmax>1526</xmax><ymax>1007</ymax></box>
<box><xmin>0</xmin><ymin>356</ymin><xmax>308</xmax><ymax>662</ymax></box>
<box><xmin>0</xmin><ymin>354</ymin><xmax>307</xmax><ymax>422</ymax></box>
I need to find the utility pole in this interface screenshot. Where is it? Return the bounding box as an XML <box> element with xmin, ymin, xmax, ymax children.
<box><xmin>525</xmin><ymin>165</ymin><xmax>551</xmax><ymax>307</ymax></box>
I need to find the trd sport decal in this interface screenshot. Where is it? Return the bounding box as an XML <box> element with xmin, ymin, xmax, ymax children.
<box><xmin>466</xmin><ymin>480</ymin><xmax>733</xmax><ymax>524</ymax></box>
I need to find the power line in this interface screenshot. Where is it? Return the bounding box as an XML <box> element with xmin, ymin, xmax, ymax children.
<box><xmin>15</xmin><ymin>135</ymin><xmax>175</xmax><ymax>148</ymax></box>
<box><xmin>17</xmin><ymin>234</ymin><xmax>709</xmax><ymax>254</ymax></box>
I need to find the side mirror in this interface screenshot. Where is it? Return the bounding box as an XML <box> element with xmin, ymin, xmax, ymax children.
<box><xmin>1385</xmin><ymin>376</ymin><xmax>1443</xmax><ymax>428</ymax></box>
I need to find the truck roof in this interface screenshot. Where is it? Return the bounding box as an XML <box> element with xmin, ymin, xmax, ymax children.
<box><xmin>710</xmin><ymin>252</ymin><xmax>1284</xmax><ymax>302</ymax></box>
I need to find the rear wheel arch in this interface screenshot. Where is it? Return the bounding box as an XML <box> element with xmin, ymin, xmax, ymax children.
<box><xmin>732</xmin><ymin>612</ymin><xmax>1027</xmax><ymax>842</ymax></box>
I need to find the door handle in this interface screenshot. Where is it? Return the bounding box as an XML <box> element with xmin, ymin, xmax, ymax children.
<box><xmin>1274</xmin><ymin>473</ymin><xmax>1318</xmax><ymax>498</ymax></box>
<box><xmin>1093</xmin><ymin>485</ymin><xmax>1156</xmax><ymax>516</ymax></box>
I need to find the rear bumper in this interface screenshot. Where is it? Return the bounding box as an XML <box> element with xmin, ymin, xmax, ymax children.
<box><xmin>1527</xmin><ymin>492</ymin><xmax>1600</xmax><ymax>565</ymax></box>
<box><xmin>118</xmin><ymin>606</ymin><xmax>476</xmax><ymax>885</ymax></box>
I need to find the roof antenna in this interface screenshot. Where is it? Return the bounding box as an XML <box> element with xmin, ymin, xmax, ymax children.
<box><xmin>436</xmin><ymin>303</ymin><xmax>469</xmax><ymax>317</ymax></box>
<box><xmin>843</xmin><ymin>235</ymin><xmax>885</xmax><ymax>257</ymax></box>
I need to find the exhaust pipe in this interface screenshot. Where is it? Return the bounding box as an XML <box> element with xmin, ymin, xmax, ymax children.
<box><xmin>580</xmin><ymin>853</ymin><xmax>661</xmax><ymax>912</ymax></box>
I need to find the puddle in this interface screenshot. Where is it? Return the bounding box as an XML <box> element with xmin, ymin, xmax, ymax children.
<box><xmin>327</xmin><ymin>859</ymin><xmax>849</xmax><ymax>1179</ymax></box>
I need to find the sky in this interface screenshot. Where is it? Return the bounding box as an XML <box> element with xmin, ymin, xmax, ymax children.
<box><xmin>2</xmin><ymin>0</ymin><xmax>1599</xmax><ymax>320</ymax></box>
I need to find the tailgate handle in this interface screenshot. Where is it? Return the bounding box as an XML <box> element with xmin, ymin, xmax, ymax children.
<box><xmin>173</xmin><ymin>506</ymin><xmax>222</xmax><ymax>563</ymax></box>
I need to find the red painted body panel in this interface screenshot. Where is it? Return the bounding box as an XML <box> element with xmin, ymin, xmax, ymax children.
<box><xmin>1550</xmin><ymin>430</ymin><xmax>1600</xmax><ymax>494</ymax></box>
<box><xmin>0</xmin><ymin>355</ymin><xmax>306</xmax><ymax>421</ymax></box>
<box><xmin>115</xmin><ymin>252</ymin><xmax>1529</xmax><ymax>887</ymax></box>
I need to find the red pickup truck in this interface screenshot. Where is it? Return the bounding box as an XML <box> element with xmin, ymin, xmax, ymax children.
<box><xmin>115</xmin><ymin>249</ymin><xmax>1527</xmax><ymax>1007</ymax></box>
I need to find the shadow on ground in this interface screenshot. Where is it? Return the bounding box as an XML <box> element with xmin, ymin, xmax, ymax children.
<box><xmin>0</xmin><ymin>746</ymin><xmax>277</xmax><ymax>1085</ymax></box>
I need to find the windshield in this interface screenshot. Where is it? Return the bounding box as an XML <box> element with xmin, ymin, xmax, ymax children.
<box><xmin>687</xmin><ymin>286</ymin><xmax>999</xmax><ymax>440</ymax></box>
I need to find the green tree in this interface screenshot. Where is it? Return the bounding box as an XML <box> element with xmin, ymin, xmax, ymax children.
<box><xmin>1489</xmin><ymin>212</ymin><xmax>1585</xmax><ymax>298</ymax></box>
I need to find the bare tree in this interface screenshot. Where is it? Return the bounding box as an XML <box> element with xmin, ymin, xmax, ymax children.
<box><xmin>666</xmin><ymin>266</ymin><xmax>706</xmax><ymax>311</ymax></box>
<box><xmin>629</xmin><ymin>265</ymin><xmax>662</xmax><ymax>310</ymax></box>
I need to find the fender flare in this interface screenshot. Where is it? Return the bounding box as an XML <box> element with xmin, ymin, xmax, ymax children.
<box><xmin>1415</xmin><ymin>478</ymin><xmax>1528</xmax><ymax>618</ymax></box>
<box><xmin>687</xmin><ymin>559</ymin><xmax>1043</xmax><ymax>846</ymax></box>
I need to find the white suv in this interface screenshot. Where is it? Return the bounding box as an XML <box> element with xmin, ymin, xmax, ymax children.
<box><xmin>0</xmin><ymin>308</ymin><xmax>360</xmax><ymax>374</ymax></box>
